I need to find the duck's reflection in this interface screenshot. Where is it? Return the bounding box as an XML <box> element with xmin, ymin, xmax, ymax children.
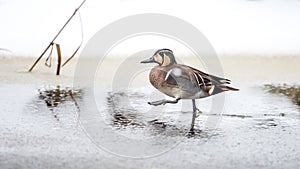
<box><xmin>105</xmin><ymin>91</ymin><xmax>214</xmax><ymax>138</ymax></box>
<box><xmin>106</xmin><ymin>91</ymin><xmax>145</xmax><ymax>128</ymax></box>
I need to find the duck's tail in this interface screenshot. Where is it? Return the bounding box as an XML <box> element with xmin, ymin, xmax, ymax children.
<box><xmin>221</xmin><ymin>85</ymin><xmax>239</xmax><ymax>91</ymax></box>
<box><xmin>207</xmin><ymin>84</ymin><xmax>239</xmax><ymax>95</ymax></box>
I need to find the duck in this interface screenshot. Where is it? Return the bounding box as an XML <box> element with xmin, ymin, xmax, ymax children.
<box><xmin>141</xmin><ymin>48</ymin><xmax>238</xmax><ymax>132</ymax></box>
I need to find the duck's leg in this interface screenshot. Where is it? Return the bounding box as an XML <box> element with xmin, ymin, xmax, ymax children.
<box><xmin>190</xmin><ymin>99</ymin><xmax>198</xmax><ymax>132</ymax></box>
<box><xmin>148</xmin><ymin>98</ymin><xmax>180</xmax><ymax>106</ymax></box>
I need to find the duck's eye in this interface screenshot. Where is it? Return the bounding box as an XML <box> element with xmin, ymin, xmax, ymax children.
<box><xmin>159</xmin><ymin>52</ymin><xmax>164</xmax><ymax>58</ymax></box>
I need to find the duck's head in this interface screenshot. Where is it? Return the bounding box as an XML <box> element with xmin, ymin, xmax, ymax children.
<box><xmin>141</xmin><ymin>48</ymin><xmax>177</xmax><ymax>66</ymax></box>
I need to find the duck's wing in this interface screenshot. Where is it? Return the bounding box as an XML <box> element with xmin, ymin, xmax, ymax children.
<box><xmin>187</xmin><ymin>66</ymin><xmax>230</xmax><ymax>85</ymax></box>
<box><xmin>164</xmin><ymin>66</ymin><xmax>205</xmax><ymax>97</ymax></box>
<box><xmin>186</xmin><ymin>65</ymin><xmax>239</xmax><ymax>95</ymax></box>
<box><xmin>164</xmin><ymin>65</ymin><xmax>238</xmax><ymax>98</ymax></box>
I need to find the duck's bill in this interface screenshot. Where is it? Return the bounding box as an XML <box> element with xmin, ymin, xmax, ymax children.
<box><xmin>140</xmin><ymin>57</ymin><xmax>155</xmax><ymax>63</ymax></box>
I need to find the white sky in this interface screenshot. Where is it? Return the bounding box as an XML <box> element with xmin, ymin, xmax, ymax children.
<box><xmin>1</xmin><ymin>0</ymin><xmax>300</xmax><ymax>56</ymax></box>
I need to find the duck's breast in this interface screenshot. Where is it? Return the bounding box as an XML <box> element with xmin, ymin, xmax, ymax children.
<box><xmin>149</xmin><ymin>66</ymin><xmax>181</xmax><ymax>98</ymax></box>
<box><xmin>149</xmin><ymin>66</ymin><xmax>166</xmax><ymax>89</ymax></box>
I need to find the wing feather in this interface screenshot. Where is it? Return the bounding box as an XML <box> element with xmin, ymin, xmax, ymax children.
<box><xmin>164</xmin><ymin>65</ymin><xmax>238</xmax><ymax>98</ymax></box>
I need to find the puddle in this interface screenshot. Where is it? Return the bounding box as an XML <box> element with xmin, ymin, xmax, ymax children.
<box><xmin>103</xmin><ymin>90</ymin><xmax>223</xmax><ymax>139</ymax></box>
<box><xmin>37</xmin><ymin>85</ymin><xmax>83</xmax><ymax>120</ymax></box>
<box><xmin>31</xmin><ymin>85</ymin><xmax>299</xmax><ymax>141</ymax></box>
<box><xmin>101</xmin><ymin>86</ymin><xmax>298</xmax><ymax>139</ymax></box>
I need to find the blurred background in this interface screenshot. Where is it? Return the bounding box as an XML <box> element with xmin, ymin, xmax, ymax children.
<box><xmin>1</xmin><ymin>0</ymin><xmax>300</xmax><ymax>57</ymax></box>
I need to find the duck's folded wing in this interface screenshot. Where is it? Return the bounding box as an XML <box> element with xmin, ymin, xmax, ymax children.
<box><xmin>187</xmin><ymin>66</ymin><xmax>239</xmax><ymax>94</ymax></box>
<box><xmin>186</xmin><ymin>66</ymin><xmax>230</xmax><ymax>84</ymax></box>
<box><xmin>164</xmin><ymin>66</ymin><xmax>238</xmax><ymax>97</ymax></box>
<box><xmin>164</xmin><ymin>67</ymin><xmax>202</xmax><ymax>93</ymax></box>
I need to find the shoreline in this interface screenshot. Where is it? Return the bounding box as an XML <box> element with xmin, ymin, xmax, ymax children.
<box><xmin>1</xmin><ymin>55</ymin><xmax>299</xmax><ymax>85</ymax></box>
